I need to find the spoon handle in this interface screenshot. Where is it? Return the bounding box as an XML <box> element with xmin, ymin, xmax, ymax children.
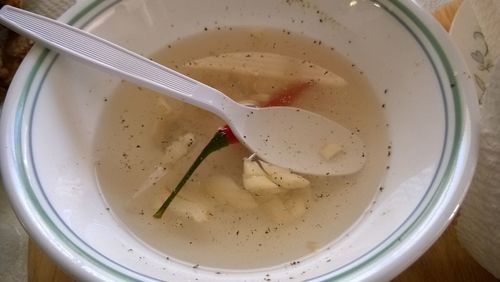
<box><xmin>0</xmin><ymin>5</ymin><xmax>236</xmax><ymax>116</ymax></box>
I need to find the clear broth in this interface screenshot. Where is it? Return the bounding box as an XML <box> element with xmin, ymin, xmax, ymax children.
<box><xmin>94</xmin><ymin>27</ymin><xmax>389</xmax><ymax>269</ymax></box>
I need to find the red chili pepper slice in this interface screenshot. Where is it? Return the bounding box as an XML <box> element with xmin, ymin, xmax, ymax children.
<box><xmin>218</xmin><ymin>124</ymin><xmax>239</xmax><ymax>144</ymax></box>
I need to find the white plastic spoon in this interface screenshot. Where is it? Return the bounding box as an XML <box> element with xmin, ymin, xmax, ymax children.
<box><xmin>0</xmin><ymin>5</ymin><xmax>365</xmax><ymax>175</ymax></box>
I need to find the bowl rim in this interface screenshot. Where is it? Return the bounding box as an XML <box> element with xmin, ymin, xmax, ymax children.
<box><xmin>0</xmin><ymin>0</ymin><xmax>479</xmax><ymax>281</ymax></box>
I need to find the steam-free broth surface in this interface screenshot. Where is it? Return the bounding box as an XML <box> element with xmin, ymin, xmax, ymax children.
<box><xmin>94</xmin><ymin>27</ymin><xmax>389</xmax><ymax>269</ymax></box>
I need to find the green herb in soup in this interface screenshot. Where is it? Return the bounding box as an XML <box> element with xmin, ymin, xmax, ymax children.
<box><xmin>94</xmin><ymin>27</ymin><xmax>389</xmax><ymax>269</ymax></box>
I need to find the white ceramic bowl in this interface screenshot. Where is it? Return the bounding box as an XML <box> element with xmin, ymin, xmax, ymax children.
<box><xmin>0</xmin><ymin>0</ymin><xmax>478</xmax><ymax>281</ymax></box>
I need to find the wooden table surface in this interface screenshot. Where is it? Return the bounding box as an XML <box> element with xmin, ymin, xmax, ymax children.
<box><xmin>27</xmin><ymin>1</ymin><xmax>499</xmax><ymax>281</ymax></box>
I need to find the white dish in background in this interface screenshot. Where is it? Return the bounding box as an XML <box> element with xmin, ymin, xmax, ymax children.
<box><xmin>450</xmin><ymin>0</ymin><xmax>495</xmax><ymax>104</ymax></box>
<box><xmin>0</xmin><ymin>0</ymin><xmax>478</xmax><ymax>281</ymax></box>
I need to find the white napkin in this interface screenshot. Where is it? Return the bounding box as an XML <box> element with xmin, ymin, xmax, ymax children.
<box><xmin>456</xmin><ymin>0</ymin><xmax>500</xmax><ymax>279</ymax></box>
<box><xmin>468</xmin><ymin>0</ymin><xmax>500</xmax><ymax>62</ymax></box>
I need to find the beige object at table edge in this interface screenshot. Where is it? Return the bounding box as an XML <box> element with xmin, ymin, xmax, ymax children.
<box><xmin>455</xmin><ymin>0</ymin><xmax>500</xmax><ymax>279</ymax></box>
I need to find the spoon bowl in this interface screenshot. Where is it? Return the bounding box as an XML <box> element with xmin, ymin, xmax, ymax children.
<box><xmin>231</xmin><ymin>106</ymin><xmax>365</xmax><ymax>175</ymax></box>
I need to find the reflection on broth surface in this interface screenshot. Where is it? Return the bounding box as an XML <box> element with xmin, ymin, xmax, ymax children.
<box><xmin>94</xmin><ymin>27</ymin><xmax>389</xmax><ymax>269</ymax></box>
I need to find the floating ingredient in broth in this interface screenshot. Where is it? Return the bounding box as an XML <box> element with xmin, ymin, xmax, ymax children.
<box><xmin>241</xmin><ymin>158</ymin><xmax>312</xmax><ymax>223</ymax></box>
<box><xmin>162</xmin><ymin>133</ymin><xmax>195</xmax><ymax>163</ymax></box>
<box><xmin>132</xmin><ymin>133</ymin><xmax>196</xmax><ymax>199</ymax></box>
<box><xmin>242</xmin><ymin>158</ymin><xmax>281</xmax><ymax>194</ymax></box>
<box><xmin>258</xmin><ymin>160</ymin><xmax>310</xmax><ymax>190</ymax></box>
<box><xmin>184</xmin><ymin>52</ymin><xmax>346</xmax><ymax>93</ymax></box>
<box><xmin>261</xmin><ymin>188</ymin><xmax>312</xmax><ymax>223</ymax></box>
<box><xmin>204</xmin><ymin>175</ymin><xmax>258</xmax><ymax>210</ymax></box>
<box><xmin>320</xmin><ymin>142</ymin><xmax>343</xmax><ymax>160</ymax></box>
